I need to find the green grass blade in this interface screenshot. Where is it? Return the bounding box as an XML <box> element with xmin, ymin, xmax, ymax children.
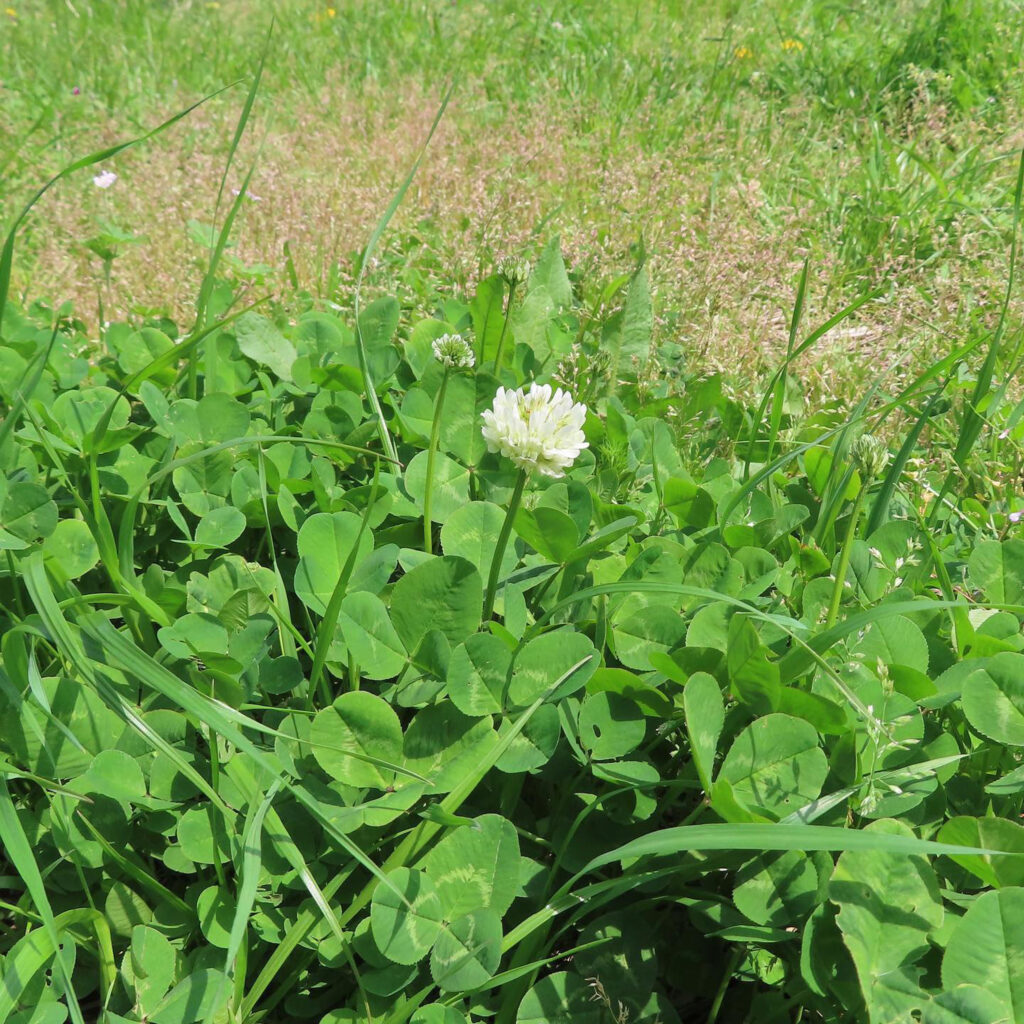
<box><xmin>353</xmin><ymin>82</ymin><xmax>454</xmax><ymax>463</ymax></box>
<box><xmin>569</xmin><ymin>822</ymin><xmax>1015</xmax><ymax>883</ymax></box>
<box><xmin>0</xmin><ymin>778</ymin><xmax>86</xmax><ymax>1024</ymax></box>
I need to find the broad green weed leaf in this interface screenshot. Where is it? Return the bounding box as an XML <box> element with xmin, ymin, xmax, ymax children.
<box><xmin>508</xmin><ymin>630</ymin><xmax>597</xmax><ymax>706</ymax></box>
<box><xmin>441</xmin><ymin>501</ymin><xmax>515</xmax><ymax>580</ymax></box>
<box><xmin>941</xmin><ymin>887</ymin><xmax>1024</xmax><ymax>1021</ymax></box>
<box><xmin>357</xmin><ymin>295</ymin><xmax>401</xmax><ymax>382</ymax></box>
<box><xmin>683</xmin><ymin>672</ymin><xmax>724</xmax><ymax>793</ymax></box>
<box><xmin>234</xmin><ymin>312</ymin><xmax>296</xmax><ymax>381</ymax></box>
<box><xmin>294</xmin><ymin>511</ymin><xmax>373</xmax><ymax>615</ymax></box>
<box><xmin>530</xmin><ymin>236</ymin><xmax>573</xmax><ymax>309</ymax></box>
<box><xmin>149</xmin><ymin>968</ymin><xmax>229</xmax><ymax>1024</ymax></box>
<box><xmin>663</xmin><ymin>476</ymin><xmax>714</xmax><ymax>529</ymax></box>
<box><xmin>719</xmin><ymin>713</ymin><xmax>828</xmax><ymax>817</ymax></box>
<box><xmin>961</xmin><ymin>653</ymin><xmax>1024</xmax><ymax>745</ymax></box>
<box><xmin>0</xmin><ymin>676</ymin><xmax>124</xmax><ymax>777</ymax></box>
<box><xmin>41</xmin><ymin>519</ymin><xmax>99</xmax><ymax>578</ymax></box>
<box><xmin>194</xmin><ymin>506</ymin><xmax>246</xmax><ymax>548</ymax></box>
<box><xmin>334</xmin><ymin>591</ymin><xmax>407</xmax><ymax>680</ymax></box>
<box><xmin>51</xmin><ymin>386</ymin><xmax>130</xmax><ymax>449</ymax></box>
<box><xmin>176</xmin><ymin>807</ymin><xmax>231</xmax><ymax>865</ymax></box>
<box><xmin>130</xmin><ymin>925</ymin><xmax>176</xmax><ymax>1013</ymax></box>
<box><xmin>516</xmin><ymin>971</ymin><xmax>603</xmax><ymax>1024</ymax></box>
<box><xmin>440</xmin><ymin>372</ymin><xmax>497</xmax><ymax>465</ymax></box>
<box><xmin>1</xmin><ymin>482</ymin><xmax>57</xmax><ymax>545</ymax></box>
<box><xmin>404</xmin><ymin>450</ymin><xmax>471</xmax><ymax>521</ymax></box>
<box><xmin>831</xmin><ymin>819</ymin><xmax>943</xmax><ymax>1023</ymax></box>
<box><xmin>411</xmin><ymin>1007</ymin><xmax>468</xmax><ymax>1024</ymax></box>
<box><xmin>110</xmin><ymin>327</ymin><xmax>175</xmax><ymax>379</ymax></box>
<box><xmin>968</xmin><ymin>538</ymin><xmax>1024</xmax><ymax>604</ymax></box>
<box><xmin>390</xmin><ymin>556</ymin><xmax>482</xmax><ymax>650</ymax></box>
<box><xmin>196</xmin><ymin>887</ymin><xmax>234</xmax><ymax>949</ymax></box>
<box><xmin>578</xmin><ymin>692</ymin><xmax>645</xmax><ymax>760</ymax></box>
<box><xmin>196</xmin><ymin>392</ymin><xmax>250</xmax><ymax>443</ymax></box>
<box><xmin>447</xmin><ymin>635</ymin><xmax>510</xmax><ymax>717</ymax></box>
<box><xmin>422</xmin><ymin>813</ymin><xmax>521</xmax><ymax>919</ymax></box>
<box><xmin>513</xmin><ymin>506</ymin><xmax>578</xmax><ymax>563</ymax></box>
<box><xmin>923</xmin><ymin>986</ymin><xmax>1011</xmax><ymax>1024</ymax></box>
<box><xmin>470</xmin><ymin>274</ymin><xmax>506</xmax><ymax>368</ymax></box>
<box><xmin>72</xmin><ymin>750</ymin><xmax>146</xmax><ymax>805</ymax></box>
<box><xmin>311</xmin><ymin>691</ymin><xmax>404</xmax><ymax>789</ymax></box>
<box><xmin>937</xmin><ymin>816</ymin><xmax>1024</xmax><ymax>888</ymax></box>
<box><xmin>494</xmin><ymin>703</ymin><xmax>560</xmax><ymax>773</ymax></box>
<box><xmin>403</xmin><ymin>704</ymin><xmax>497</xmax><ymax>795</ymax></box>
<box><xmin>172</xmin><ymin>451</ymin><xmax>233</xmax><ymax>516</ymax></box>
<box><xmin>369</xmin><ymin>867</ymin><xmax>443</xmax><ymax>965</ymax></box>
<box><xmin>430</xmin><ymin>908</ymin><xmax>502</xmax><ymax>991</ymax></box>
<box><xmin>105</xmin><ymin>882</ymin><xmax>152</xmax><ymax>937</ymax></box>
<box><xmin>611</xmin><ymin>606</ymin><xmax>687</xmax><ymax>671</ymax></box>
<box><xmin>854</xmin><ymin>614</ymin><xmax>929</xmax><ymax>673</ymax></box>
<box><xmin>733</xmin><ymin>850</ymin><xmax>820</xmax><ymax>927</ymax></box>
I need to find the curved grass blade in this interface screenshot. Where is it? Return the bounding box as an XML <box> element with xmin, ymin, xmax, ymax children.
<box><xmin>0</xmin><ymin>778</ymin><xmax>86</xmax><ymax>1024</ymax></box>
<box><xmin>353</xmin><ymin>82</ymin><xmax>454</xmax><ymax>463</ymax></box>
<box><xmin>568</xmin><ymin>822</ymin><xmax>1016</xmax><ymax>884</ymax></box>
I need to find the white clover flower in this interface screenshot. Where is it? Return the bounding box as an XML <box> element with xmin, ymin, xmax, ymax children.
<box><xmin>432</xmin><ymin>333</ymin><xmax>475</xmax><ymax>369</ymax></box>
<box><xmin>92</xmin><ymin>170</ymin><xmax>117</xmax><ymax>189</ymax></box>
<box><xmin>481</xmin><ymin>382</ymin><xmax>588</xmax><ymax>479</ymax></box>
<box><xmin>497</xmin><ymin>255</ymin><xmax>531</xmax><ymax>288</ymax></box>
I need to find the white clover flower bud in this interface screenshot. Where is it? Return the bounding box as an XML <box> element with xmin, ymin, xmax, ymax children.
<box><xmin>431</xmin><ymin>333</ymin><xmax>475</xmax><ymax>369</ymax></box>
<box><xmin>481</xmin><ymin>382</ymin><xmax>588</xmax><ymax>479</ymax></box>
<box><xmin>497</xmin><ymin>255</ymin><xmax>531</xmax><ymax>288</ymax></box>
<box><xmin>850</xmin><ymin>434</ymin><xmax>889</xmax><ymax>480</ymax></box>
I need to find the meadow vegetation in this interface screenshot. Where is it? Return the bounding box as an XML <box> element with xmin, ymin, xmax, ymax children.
<box><xmin>2</xmin><ymin>1</ymin><xmax>1024</xmax><ymax>1021</ymax></box>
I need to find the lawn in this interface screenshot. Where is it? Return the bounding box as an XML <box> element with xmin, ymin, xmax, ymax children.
<box><xmin>1</xmin><ymin>1</ymin><xmax>1024</xmax><ymax>1022</ymax></box>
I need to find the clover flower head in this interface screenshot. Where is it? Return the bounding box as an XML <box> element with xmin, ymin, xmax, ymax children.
<box><xmin>93</xmin><ymin>170</ymin><xmax>117</xmax><ymax>189</ymax></box>
<box><xmin>432</xmin><ymin>333</ymin><xmax>475</xmax><ymax>369</ymax></box>
<box><xmin>850</xmin><ymin>434</ymin><xmax>889</xmax><ymax>479</ymax></box>
<box><xmin>497</xmin><ymin>255</ymin><xmax>531</xmax><ymax>288</ymax></box>
<box><xmin>481</xmin><ymin>382</ymin><xmax>588</xmax><ymax>479</ymax></box>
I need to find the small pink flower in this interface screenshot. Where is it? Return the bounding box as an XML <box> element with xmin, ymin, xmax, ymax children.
<box><xmin>92</xmin><ymin>170</ymin><xmax>117</xmax><ymax>189</ymax></box>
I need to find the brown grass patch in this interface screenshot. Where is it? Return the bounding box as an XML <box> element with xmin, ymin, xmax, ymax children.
<box><xmin>4</xmin><ymin>73</ymin><xmax>1019</xmax><ymax>403</ymax></box>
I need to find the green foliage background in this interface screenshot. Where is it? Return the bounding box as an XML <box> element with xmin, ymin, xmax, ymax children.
<box><xmin>2</xmin><ymin>2</ymin><xmax>1024</xmax><ymax>1023</ymax></box>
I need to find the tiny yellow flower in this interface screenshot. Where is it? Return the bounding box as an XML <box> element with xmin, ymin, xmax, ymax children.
<box><xmin>782</xmin><ymin>38</ymin><xmax>804</xmax><ymax>51</ymax></box>
<box><xmin>326</xmin><ymin>7</ymin><xmax>336</xmax><ymax>16</ymax></box>
<box><xmin>734</xmin><ymin>46</ymin><xmax>753</xmax><ymax>60</ymax></box>
<box><xmin>5</xmin><ymin>7</ymin><xmax>17</xmax><ymax>17</ymax></box>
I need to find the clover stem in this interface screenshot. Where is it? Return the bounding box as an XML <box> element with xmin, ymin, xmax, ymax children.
<box><xmin>483</xmin><ymin>468</ymin><xmax>528</xmax><ymax>622</ymax></box>
<box><xmin>422</xmin><ymin>369</ymin><xmax>450</xmax><ymax>553</ymax></box>
<box><xmin>825</xmin><ymin>485</ymin><xmax>867</xmax><ymax>629</ymax></box>
<box><xmin>492</xmin><ymin>280</ymin><xmax>517</xmax><ymax>374</ymax></box>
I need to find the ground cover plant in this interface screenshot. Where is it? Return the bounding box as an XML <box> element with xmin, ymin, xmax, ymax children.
<box><xmin>4</xmin><ymin>2</ymin><xmax>1024</xmax><ymax>1023</ymax></box>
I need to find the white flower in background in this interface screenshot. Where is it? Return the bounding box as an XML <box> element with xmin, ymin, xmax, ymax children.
<box><xmin>92</xmin><ymin>169</ymin><xmax>117</xmax><ymax>189</ymax></box>
<box><xmin>481</xmin><ymin>382</ymin><xmax>588</xmax><ymax>478</ymax></box>
<box><xmin>432</xmin><ymin>333</ymin><xmax>475</xmax><ymax>369</ymax></box>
